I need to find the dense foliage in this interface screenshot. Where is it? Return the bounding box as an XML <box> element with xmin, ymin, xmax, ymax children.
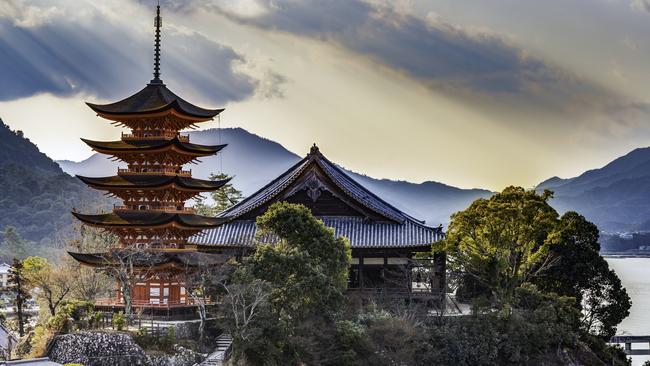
<box><xmin>0</xmin><ymin>120</ymin><xmax>111</xmax><ymax>251</ymax></box>
<box><xmin>216</xmin><ymin>198</ymin><xmax>630</xmax><ymax>366</ymax></box>
<box><xmin>220</xmin><ymin>202</ymin><xmax>351</xmax><ymax>365</ymax></box>
<box><xmin>438</xmin><ymin>187</ymin><xmax>630</xmax><ymax>365</ymax></box>
<box><xmin>441</xmin><ymin>187</ymin><xmax>559</xmax><ymax>308</ymax></box>
<box><xmin>535</xmin><ymin>212</ymin><xmax>630</xmax><ymax>339</ymax></box>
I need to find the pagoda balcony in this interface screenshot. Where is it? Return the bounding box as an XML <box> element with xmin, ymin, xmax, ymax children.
<box><xmin>118</xmin><ymin>168</ymin><xmax>192</xmax><ymax>177</ymax></box>
<box><xmin>121</xmin><ymin>132</ymin><xmax>190</xmax><ymax>142</ymax></box>
<box><xmin>94</xmin><ymin>298</ymin><xmax>215</xmax><ymax>309</ymax></box>
<box><xmin>114</xmin><ymin>205</ymin><xmax>196</xmax><ymax>214</ymax></box>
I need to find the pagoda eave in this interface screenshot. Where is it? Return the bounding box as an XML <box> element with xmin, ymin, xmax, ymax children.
<box><xmin>68</xmin><ymin>251</ymin><xmax>229</xmax><ymax>269</ymax></box>
<box><xmin>77</xmin><ymin>175</ymin><xmax>230</xmax><ymax>192</ymax></box>
<box><xmin>87</xmin><ymin>103</ymin><xmax>223</xmax><ymax>123</ymax></box>
<box><xmin>80</xmin><ymin>138</ymin><xmax>226</xmax><ymax>156</ymax></box>
<box><xmin>72</xmin><ymin>212</ymin><xmax>228</xmax><ymax>230</ymax></box>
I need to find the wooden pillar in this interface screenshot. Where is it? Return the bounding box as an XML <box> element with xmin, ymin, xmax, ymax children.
<box><xmin>359</xmin><ymin>255</ymin><xmax>364</xmax><ymax>290</ymax></box>
<box><xmin>433</xmin><ymin>251</ymin><xmax>447</xmax><ymax>310</ymax></box>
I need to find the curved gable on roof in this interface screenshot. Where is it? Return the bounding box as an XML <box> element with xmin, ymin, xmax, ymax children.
<box><xmin>218</xmin><ymin>145</ymin><xmax>413</xmax><ymax>223</ymax></box>
<box><xmin>195</xmin><ymin>145</ymin><xmax>442</xmax><ymax>249</ymax></box>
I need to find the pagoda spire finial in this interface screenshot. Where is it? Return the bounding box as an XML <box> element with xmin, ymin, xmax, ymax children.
<box><xmin>150</xmin><ymin>1</ymin><xmax>163</xmax><ymax>84</ymax></box>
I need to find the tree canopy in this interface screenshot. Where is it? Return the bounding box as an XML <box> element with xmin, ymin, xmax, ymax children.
<box><xmin>221</xmin><ymin>202</ymin><xmax>352</xmax><ymax>364</ymax></box>
<box><xmin>194</xmin><ymin>173</ymin><xmax>243</xmax><ymax>217</ymax></box>
<box><xmin>440</xmin><ymin>186</ymin><xmax>559</xmax><ymax>308</ymax></box>
<box><xmin>439</xmin><ymin>186</ymin><xmax>631</xmax><ymax>343</ymax></box>
<box><xmin>534</xmin><ymin>212</ymin><xmax>631</xmax><ymax>339</ymax></box>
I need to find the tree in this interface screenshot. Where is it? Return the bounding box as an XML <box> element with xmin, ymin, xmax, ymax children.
<box><xmin>22</xmin><ymin>256</ymin><xmax>75</xmax><ymax>316</ymax></box>
<box><xmin>439</xmin><ymin>187</ymin><xmax>559</xmax><ymax>309</ymax></box>
<box><xmin>251</xmin><ymin>202</ymin><xmax>351</xmax><ymax>320</ymax></box>
<box><xmin>222</xmin><ymin>202</ymin><xmax>352</xmax><ymax>364</ymax></box>
<box><xmin>8</xmin><ymin>258</ymin><xmax>30</xmax><ymax>337</ymax></box>
<box><xmin>534</xmin><ymin>212</ymin><xmax>631</xmax><ymax>339</ymax></box>
<box><xmin>182</xmin><ymin>260</ymin><xmax>233</xmax><ymax>341</ymax></box>
<box><xmin>72</xmin><ymin>263</ymin><xmax>113</xmax><ymax>302</ymax></box>
<box><xmin>98</xmin><ymin>249</ymin><xmax>164</xmax><ymax>317</ymax></box>
<box><xmin>194</xmin><ymin>173</ymin><xmax>243</xmax><ymax>217</ymax></box>
<box><xmin>1</xmin><ymin>226</ymin><xmax>28</xmax><ymax>261</ymax></box>
<box><xmin>220</xmin><ymin>275</ymin><xmax>272</xmax><ymax>343</ymax></box>
<box><xmin>67</xmin><ymin>226</ymin><xmax>161</xmax><ymax>317</ymax></box>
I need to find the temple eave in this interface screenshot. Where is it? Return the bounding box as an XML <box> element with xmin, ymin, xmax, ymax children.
<box><xmin>76</xmin><ymin>175</ymin><xmax>230</xmax><ymax>191</ymax></box>
<box><xmin>80</xmin><ymin>138</ymin><xmax>226</xmax><ymax>156</ymax></box>
<box><xmin>68</xmin><ymin>251</ymin><xmax>230</xmax><ymax>269</ymax></box>
<box><xmin>72</xmin><ymin>212</ymin><xmax>228</xmax><ymax>229</ymax></box>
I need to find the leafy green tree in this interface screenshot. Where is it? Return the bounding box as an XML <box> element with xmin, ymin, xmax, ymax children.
<box><xmin>439</xmin><ymin>187</ymin><xmax>559</xmax><ymax>309</ymax></box>
<box><xmin>534</xmin><ymin>212</ymin><xmax>631</xmax><ymax>339</ymax></box>
<box><xmin>23</xmin><ymin>256</ymin><xmax>75</xmax><ymax>316</ymax></box>
<box><xmin>251</xmin><ymin>202</ymin><xmax>351</xmax><ymax>320</ymax></box>
<box><xmin>224</xmin><ymin>202</ymin><xmax>351</xmax><ymax>364</ymax></box>
<box><xmin>439</xmin><ymin>187</ymin><xmax>630</xmax><ymax>364</ymax></box>
<box><xmin>194</xmin><ymin>173</ymin><xmax>243</xmax><ymax>216</ymax></box>
<box><xmin>8</xmin><ymin>258</ymin><xmax>30</xmax><ymax>337</ymax></box>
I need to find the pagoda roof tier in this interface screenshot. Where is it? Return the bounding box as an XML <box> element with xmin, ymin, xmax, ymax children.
<box><xmin>72</xmin><ymin>211</ymin><xmax>228</xmax><ymax>229</ymax></box>
<box><xmin>77</xmin><ymin>175</ymin><xmax>230</xmax><ymax>192</ymax></box>
<box><xmin>68</xmin><ymin>251</ymin><xmax>229</xmax><ymax>269</ymax></box>
<box><xmin>81</xmin><ymin>137</ymin><xmax>225</xmax><ymax>157</ymax></box>
<box><xmin>86</xmin><ymin>83</ymin><xmax>224</xmax><ymax>121</ymax></box>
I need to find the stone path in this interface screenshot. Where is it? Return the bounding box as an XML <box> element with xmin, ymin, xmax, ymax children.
<box><xmin>198</xmin><ymin>333</ymin><xmax>233</xmax><ymax>366</ymax></box>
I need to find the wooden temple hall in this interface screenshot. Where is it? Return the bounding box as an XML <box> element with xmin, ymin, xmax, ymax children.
<box><xmin>191</xmin><ymin>144</ymin><xmax>446</xmax><ymax>301</ymax></box>
<box><xmin>68</xmin><ymin>4</ymin><xmax>446</xmax><ymax>318</ymax></box>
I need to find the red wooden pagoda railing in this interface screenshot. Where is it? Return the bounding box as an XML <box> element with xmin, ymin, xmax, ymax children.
<box><xmin>122</xmin><ymin>132</ymin><xmax>190</xmax><ymax>142</ymax></box>
<box><xmin>113</xmin><ymin>205</ymin><xmax>195</xmax><ymax>214</ymax></box>
<box><xmin>94</xmin><ymin>298</ymin><xmax>215</xmax><ymax>308</ymax></box>
<box><xmin>117</xmin><ymin>168</ymin><xmax>191</xmax><ymax>176</ymax></box>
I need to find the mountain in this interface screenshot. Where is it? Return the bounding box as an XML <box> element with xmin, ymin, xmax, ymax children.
<box><xmin>58</xmin><ymin>128</ymin><xmax>492</xmax><ymax>226</ymax></box>
<box><xmin>536</xmin><ymin>147</ymin><xmax>650</xmax><ymax>232</ymax></box>
<box><xmin>0</xmin><ymin>119</ymin><xmax>62</xmax><ymax>175</ymax></box>
<box><xmin>0</xmin><ymin>118</ymin><xmax>110</xmax><ymax>248</ymax></box>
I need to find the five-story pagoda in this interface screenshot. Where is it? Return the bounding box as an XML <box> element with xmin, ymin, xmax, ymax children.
<box><xmin>69</xmin><ymin>4</ymin><xmax>229</xmax><ymax>316</ymax></box>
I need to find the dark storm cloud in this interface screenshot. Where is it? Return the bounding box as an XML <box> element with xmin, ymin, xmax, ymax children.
<box><xmin>206</xmin><ymin>0</ymin><xmax>565</xmax><ymax>95</ymax></box>
<box><xmin>0</xmin><ymin>8</ymin><xmax>256</xmax><ymax>104</ymax></box>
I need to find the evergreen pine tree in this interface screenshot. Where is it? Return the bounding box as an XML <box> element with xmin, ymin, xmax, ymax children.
<box><xmin>8</xmin><ymin>258</ymin><xmax>30</xmax><ymax>337</ymax></box>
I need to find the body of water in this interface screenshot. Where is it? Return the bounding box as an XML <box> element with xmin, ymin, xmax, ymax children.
<box><xmin>606</xmin><ymin>258</ymin><xmax>650</xmax><ymax>366</ymax></box>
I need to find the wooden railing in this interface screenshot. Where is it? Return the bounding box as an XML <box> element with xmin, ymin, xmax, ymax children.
<box><xmin>610</xmin><ymin>335</ymin><xmax>650</xmax><ymax>355</ymax></box>
<box><xmin>117</xmin><ymin>168</ymin><xmax>191</xmax><ymax>177</ymax></box>
<box><xmin>347</xmin><ymin>287</ymin><xmax>442</xmax><ymax>299</ymax></box>
<box><xmin>122</xmin><ymin>132</ymin><xmax>189</xmax><ymax>142</ymax></box>
<box><xmin>113</xmin><ymin>205</ymin><xmax>195</xmax><ymax>214</ymax></box>
<box><xmin>94</xmin><ymin>298</ymin><xmax>214</xmax><ymax>308</ymax></box>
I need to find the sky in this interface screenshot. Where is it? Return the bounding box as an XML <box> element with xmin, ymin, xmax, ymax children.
<box><xmin>1</xmin><ymin>0</ymin><xmax>650</xmax><ymax>191</ymax></box>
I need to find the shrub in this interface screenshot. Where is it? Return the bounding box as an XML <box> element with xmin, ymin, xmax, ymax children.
<box><xmin>112</xmin><ymin>312</ymin><xmax>127</xmax><ymax>331</ymax></box>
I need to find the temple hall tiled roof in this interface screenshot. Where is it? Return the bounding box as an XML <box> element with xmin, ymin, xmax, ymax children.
<box><xmin>216</xmin><ymin>144</ymin><xmax>419</xmax><ymax>224</ymax></box>
<box><xmin>191</xmin><ymin>216</ymin><xmax>442</xmax><ymax>249</ymax></box>
<box><xmin>193</xmin><ymin>145</ymin><xmax>442</xmax><ymax>249</ymax></box>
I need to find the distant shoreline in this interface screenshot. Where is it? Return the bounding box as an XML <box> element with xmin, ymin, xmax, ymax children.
<box><xmin>602</xmin><ymin>253</ymin><xmax>650</xmax><ymax>258</ymax></box>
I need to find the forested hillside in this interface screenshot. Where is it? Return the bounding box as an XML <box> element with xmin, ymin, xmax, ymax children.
<box><xmin>537</xmin><ymin>147</ymin><xmax>650</xmax><ymax>232</ymax></box>
<box><xmin>0</xmin><ymin>118</ymin><xmax>110</xmax><ymax>254</ymax></box>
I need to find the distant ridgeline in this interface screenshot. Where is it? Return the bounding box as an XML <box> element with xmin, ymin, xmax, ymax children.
<box><xmin>0</xmin><ymin>118</ymin><xmax>111</xmax><ymax>251</ymax></box>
